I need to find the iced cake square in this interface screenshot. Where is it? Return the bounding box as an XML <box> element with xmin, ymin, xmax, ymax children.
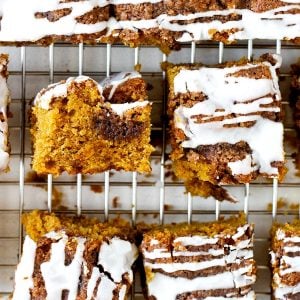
<box><xmin>141</xmin><ymin>214</ymin><xmax>256</xmax><ymax>299</ymax></box>
<box><xmin>167</xmin><ymin>54</ymin><xmax>284</xmax><ymax>189</ymax></box>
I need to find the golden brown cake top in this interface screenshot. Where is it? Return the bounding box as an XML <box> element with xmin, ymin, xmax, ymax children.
<box><xmin>166</xmin><ymin>53</ymin><xmax>279</xmax><ymax>90</ymax></box>
<box><xmin>272</xmin><ymin>219</ymin><xmax>300</xmax><ymax>240</ymax></box>
<box><xmin>141</xmin><ymin>213</ymin><xmax>248</xmax><ymax>239</ymax></box>
<box><xmin>23</xmin><ymin>210</ymin><xmax>135</xmax><ymax>242</ymax></box>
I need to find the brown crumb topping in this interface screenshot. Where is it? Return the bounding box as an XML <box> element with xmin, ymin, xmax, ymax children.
<box><xmin>93</xmin><ymin>107</ymin><xmax>147</xmax><ymax>141</ymax></box>
<box><xmin>35</xmin><ymin>8</ymin><xmax>72</xmax><ymax>22</ymax></box>
<box><xmin>75</xmin><ymin>6</ymin><xmax>109</xmax><ymax>24</ymax></box>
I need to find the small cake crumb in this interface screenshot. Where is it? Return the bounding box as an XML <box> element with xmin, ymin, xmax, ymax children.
<box><xmin>112</xmin><ymin>196</ymin><xmax>120</xmax><ymax>208</ymax></box>
<box><xmin>90</xmin><ymin>184</ymin><xmax>103</xmax><ymax>193</ymax></box>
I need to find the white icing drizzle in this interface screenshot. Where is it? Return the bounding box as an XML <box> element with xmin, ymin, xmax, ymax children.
<box><xmin>173</xmin><ymin>56</ymin><xmax>283</xmax><ymax>178</ymax></box>
<box><xmin>95</xmin><ymin>275</ymin><xmax>118</xmax><ymax>300</ymax></box>
<box><xmin>0</xmin><ymin>59</ymin><xmax>10</xmax><ymax>173</ymax></box>
<box><xmin>34</xmin><ymin>75</ymin><xmax>101</xmax><ymax>110</ymax></box>
<box><xmin>150</xmin><ymin>239</ymin><xmax>160</xmax><ymax>246</ymax></box>
<box><xmin>271</xmin><ymin>227</ymin><xmax>300</xmax><ymax>299</ymax></box>
<box><xmin>79</xmin><ymin>255</ymin><xmax>132</xmax><ymax>300</ymax></box>
<box><xmin>0</xmin><ymin>1</ymin><xmax>298</xmax><ymax>43</ymax></box>
<box><xmin>173</xmin><ymin>236</ymin><xmax>219</xmax><ymax>247</ymax></box>
<box><xmin>87</xmin><ymin>274</ymin><xmax>128</xmax><ymax>300</ymax></box>
<box><xmin>87</xmin><ymin>267</ymin><xmax>101</xmax><ymax>300</ymax></box>
<box><xmin>225</xmin><ymin>248</ymin><xmax>251</xmax><ymax>265</ymax></box>
<box><xmin>13</xmin><ymin>232</ymin><xmax>137</xmax><ymax>300</ymax></box>
<box><xmin>98</xmin><ymin>237</ymin><xmax>138</xmax><ymax>283</ymax></box>
<box><xmin>41</xmin><ymin>234</ymin><xmax>86</xmax><ymax>299</ymax></box>
<box><xmin>100</xmin><ymin>71</ymin><xmax>141</xmax><ymax>100</ymax></box>
<box><xmin>45</xmin><ymin>230</ymin><xmax>67</xmax><ymax>240</ymax></box>
<box><xmin>145</xmin><ymin>258</ymin><xmax>227</xmax><ymax>273</ymax></box>
<box><xmin>143</xmin><ymin>224</ymin><xmax>255</xmax><ymax>299</ymax></box>
<box><xmin>118</xmin><ymin>285</ymin><xmax>127</xmax><ymax>300</ymax></box>
<box><xmin>108</xmin><ymin>5</ymin><xmax>300</xmax><ymax>42</ymax></box>
<box><xmin>110</xmin><ymin>101</ymin><xmax>149</xmax><ymax>116</ymax></box>
<box><xmin>232</xmin><ymin>224</ymin><xmax>250</xmax><ymax>240</ymax></box>
<box><xmin>143</xmin><ymin>248</ymin><xmax>172</xmax><ymax>259</ymax></box>
<box><xmin>228</xmin><ymin>155</ymin><xmax>256</xmax><ymax>176</ymax></box>
<box><xmin>276</xmin><ymin>229</ymin><xmax>300</xmax><ymax>243</ymax></box>
<box><xmin>274</xmin><ymin>281</ymin><xmax>300</xmax><ymax>299</ymax></box>
<box><xmin>281</xmin><ymin>0</ymin><xmax>300</xmax><ymax>3</ymax></box>
<box><xmin>284</xmin><ymin>246</ymin><xmax>300</xmax><ymax>253</ymax></box>
<box><xmin>12</xmin><ymin>236</ymin><xmax>37</xmax><ymax>300</ymax></box>
<box><xmin>0</xmin><ymin>0</ymin><xmax>108</xmax><ymax>42</ymax></box>
<box><xmin>147</xmin><ymin>270</ymin><xmax>256</xmax><ymax>300</ymax></box>
<box><xmin>280</xmin><ymin>255</ymin><xmax>300</xmax><ymax>275</ymax></box>
<box><xmin>145</xmin><ymin>244</ymin><xmax>253</xmax><ymax>273</ymax></box>
<box><xmin>34</xmin><ymin>74</ymin><xmax>149</xmax><ymax>116</ymax></box>
<box><xmin>230</xmin><ymin>239</ymin><xmax>252</xmax><ymax>252</ymax></box>
<box><xmin>173</xmin><ymin>249</ymin><xmax>225</xmax><ymax>257</ymax></box>
<box><xmin>204</xmin><ymin>291</ymin><xmax>255</xmax><ymax>300</ymax></box>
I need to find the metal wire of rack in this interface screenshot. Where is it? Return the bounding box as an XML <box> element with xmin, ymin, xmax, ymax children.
<box><xmin>0</xmin><ymin>39</ymin><xmax>299</xmax><ymax>299</ymax></box>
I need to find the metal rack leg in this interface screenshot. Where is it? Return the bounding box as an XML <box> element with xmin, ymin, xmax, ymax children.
<box><xmin>18</xmin><ymin>46</ymin><xmax>26</xmax><ymax>257</ymax></box>
<box><xmin>218</xmin><ymin>42</ymin><xmax>224</xmax><ymax>64</ymax></box>
<box><xmin>247</xmin><ymin>39</ymin><xmax>253</xmax><ymax>61</ymax></box>
<box><xmin>104</xmin><ymin>44</ymin><xmax>112</xmax><ymax>221</ymax></box>
<box><xmin>159</xmin><ymin>53</ymin><xmax>167</xmax><ymax>225</ymax></box>
<box><xmin>131</xmin><ymin>47</ymin><xmax>140</xmax><ymax>227</ymax></box>
<box><xmin>244</xmin><ymin>183</ymin><xmax>250</xmax><ymax>221</ymax></box>
<box><xmin>244</xmin><ymin>39</ymin><xmax>253</xmax><ymax>221</ymax></box>
<box><xmin>47</xmin><ymin>174</ymin><xmax>53</xmax><ymax>213</ymax></box>
<box><xmin>215</xmin><ymin>201</ymin><xmax>220</xmax><ymax>221</ymax></box>
<box><xmin>187</xmin><ymin>192</ymin><xmax>193</xmax><ymax>224</ymax></box>
<box><xmin>272</xmin><ymin>178</ymin><xmax>278</xmax><ymax>222</ymax></box>
<box><xmin>77</xmin><ymin>42</ymin><xmax>84</xmax><ymax>216</ymax></box>
<box><xmin>187</xmin><ymin>42</ymin><xmax>196</xmax><ymax>224</ymax></box>
<box><xmin>47</xmin><ymin>43</ymin><xmax>54</xmax><ymax>213</ymax></box>
<box><xmin>191</xmin><ymin>41</ymin><xmax>196</xmax><ymax>64</ymax></box>
<box><xmin>276</xmin><ymin>40</ymin><xmax>281</xmax><ymax>55</ymax></box>
<box><xmin>272</xmin><ymin>40</ymin><xmax>282</xmax><ymax>222</ymax></box>
<box><xmin>215</xmin><ymin>42</ymin><xmax>225</xmax><ymax>220</ymax></box>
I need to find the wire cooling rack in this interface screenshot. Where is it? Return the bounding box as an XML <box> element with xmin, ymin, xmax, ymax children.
<box><xmin>0</xmin><ymin>39</ymin><xmax>299</xmax><ymax>299</ymax></box>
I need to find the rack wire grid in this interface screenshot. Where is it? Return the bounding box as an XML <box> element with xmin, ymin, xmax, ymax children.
<box><xmin>0</xmin><ymin>39</ymin><xmax>299</xmax><ymax>299</ymax></box>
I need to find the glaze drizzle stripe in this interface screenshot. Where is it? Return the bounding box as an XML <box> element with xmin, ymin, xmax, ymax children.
<box><xmin>143</xmin><ymin>224</ymin><xmax>255</xmax><ymax>300</ymax></box>
<box><xmin>33</xmin><ymin>73</ymin><xmax>149</xmax><ymax>117</ymax></box>
<box><xmin>0</xmin><ymin>1</ymin><xmax>299</xmax><ymax>43</ymax></box>
<box><xmin>13</xmin><ymin>233</ymin><xmax>138</xmax><ymax>300</ymax></box>
<box><xmin>147</xmin><ymin>271</ymin><xmax>256</xmax><ymax>300</ymax></box>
